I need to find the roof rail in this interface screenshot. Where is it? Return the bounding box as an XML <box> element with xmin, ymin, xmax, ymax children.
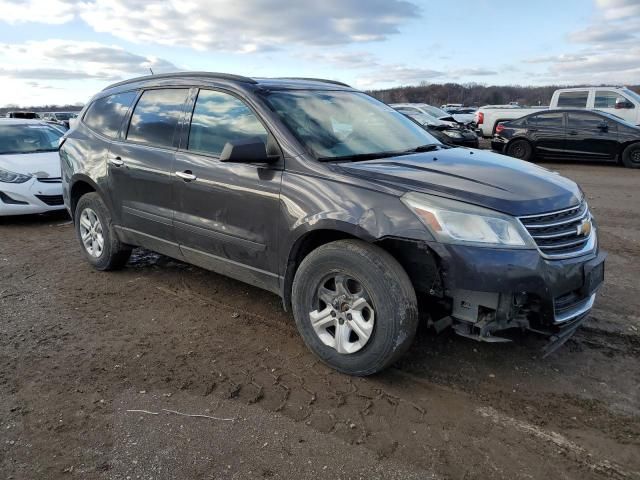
<box><xmin>103</xmin><ymin>71</ymin><xmax>258</xmax><ymax>91</ymax></box>
<box><xmin>276</xmin><ymin>77</ymin><xmax>351</xmax><ymax>88</ymax></box>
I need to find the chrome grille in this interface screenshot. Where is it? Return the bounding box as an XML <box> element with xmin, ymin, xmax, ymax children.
<box><xmin>519</xmin><ymin>202</ymin><xmax>595</xmax><ymax>259</ymax></box>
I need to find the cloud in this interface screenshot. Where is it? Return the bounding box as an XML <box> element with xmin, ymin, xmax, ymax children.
<box><xmin>0</xmin><ymin>0</ymin><xmax>420</xmax><ymax>53</ymax></box>
<box><xmin>0</xmin><ymin>0</ymin><xmax>79</xmax><ymax>24</ymax></box>
<box><xmin>525</xmin><ymin>0</ymin><xmax>640</xmax><ymax>84</ymax></box>
<box><xmin>449</xmin><ymin>68</ymin><xmax>497</xmax><ymax>77</ymax></box>
<box><xmin>0</xmin><ymin>40</ymin><xmax>178</xmax><ymax>82</ymax></box>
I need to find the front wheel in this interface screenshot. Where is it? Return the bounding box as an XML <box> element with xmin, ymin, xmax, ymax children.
<box><xmin>621</xmin><ymin>143</ymin><xmax>640</xmax><ymax>169</ymax></box>
<box><xmin>291</xmin><ymin>240</ymin><xmax>418</xmax><ymax>376</ymax></box>
<box><xmin>506</xmin><ymin>139</ymin><xmax>533</xmax><ymax>161</ymax></box>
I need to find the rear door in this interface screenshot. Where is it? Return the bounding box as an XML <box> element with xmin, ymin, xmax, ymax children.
<box><xmin>527</xmin><ymin>111</ymin><xmax>566</xmax><ymax>158</ymax></box>
<box><xmin>172</xmin><ymin>88</ymin><xmax>283</xmax><ymax>293</ymax></box>
<box><xmin>108</xmin><ymin>88</ymin><xmax>190</xmax><ymax>256</ymax></box>
<box><xmin>565</xmin><ymin>111</ymin><xmax>618</xmax><ymax>161</ymax></box>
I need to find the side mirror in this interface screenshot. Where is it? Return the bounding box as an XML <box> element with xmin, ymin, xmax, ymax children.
<box><xmin>615</xmin><ymin>98</ymin><xmax>633</xmax><ymax>109</ymax></box>
<box><xmin>219</xmin><ymin>137</ymin><xmax>271</xmax><ymax>163</ymax></box>
<box><xmin>597</xmin><ymin>121</ymin><xmax>609</xmax><ymax>131</ymax></box>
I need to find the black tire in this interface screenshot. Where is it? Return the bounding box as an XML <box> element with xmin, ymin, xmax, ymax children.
<box><xmin>291</xmin><ymin>239</ymin><xmax>418</xmax><ymax>376</ymax></box>
<box><xmin>74</xmin><ymin>192</ymin><xmax>131</xmax><ymax>270</ymax></box>
<box><xmin>506</xmin><ymin>139</ymin><xmax>533</xmax><ymax>161</ymax></box>
<box><xmin>621</xmin><ymin>143</ymin><xmax>640</xmax><ymax>169</ymax></box>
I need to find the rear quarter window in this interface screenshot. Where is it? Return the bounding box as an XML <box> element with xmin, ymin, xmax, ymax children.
<box><xmin>83</xmin><ymin>91</ymin><xmax>137</xmax><ymax>138</ymax></box>
<box><xmin>557</xmin><ymin>91</ymin><xmax>589</xmax><ymax>108</ymax></box>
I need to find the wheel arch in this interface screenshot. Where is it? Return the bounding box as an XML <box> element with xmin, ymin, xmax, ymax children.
<box><xmin>69</xmin><ymin>174</ymin><xmax>105</xmax><ymax>218</ymax></box>
<box><xmin>281</xmin><ymin>224</ymin><xmax>442</xmax><ymax>312</ymax></box>
<box><xmin>281</xmin><ymin>225</ymin><xmax>369</xmax><ymax>311</ymax></box>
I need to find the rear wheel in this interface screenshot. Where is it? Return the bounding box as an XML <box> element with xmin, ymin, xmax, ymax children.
<box><xmin>621</xmin><ymin>143</ymin><xmax>640</xmax><ymax>169</ymax></box>
<box><xmin>291</xmin><ymin>239</ymin><xmax>418</xmax><ymax>376</ymax></box>
<box><xmin>75</xmin><ymin>193</ymin><xmax>131</xmax><ymax>270</ymax></box>
<box><xmin>506</xmin><ymin>139</ymin><xmax>533</xmax><ymax>161</ymax></box>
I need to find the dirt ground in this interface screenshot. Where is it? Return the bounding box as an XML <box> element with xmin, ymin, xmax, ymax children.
<box><xmin>1</xmin><ymin>159</ymin><xmax>639</xmax><ymax>479</ymax></box>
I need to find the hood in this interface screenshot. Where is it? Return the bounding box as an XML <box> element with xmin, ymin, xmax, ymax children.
<box><xmin>0</xmin><ymin>151</ymin><xmax>61</xmax><ymax>178</ymax></box>
<box><xmin>336</xmin><ymin>148</ymin><xmax>583</xmax><ymax>216</ymax></box>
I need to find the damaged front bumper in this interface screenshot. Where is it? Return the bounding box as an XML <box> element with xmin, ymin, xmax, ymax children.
<box><xmin>426</xmin><ymin>240</ymin><xmax>606</xmax><ymax>353</ymax></box>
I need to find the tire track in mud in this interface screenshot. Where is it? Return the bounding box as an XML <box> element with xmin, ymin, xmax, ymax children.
<box><xmin>150</xmin><ymin>275</ymin><xmax>640</xmax><ymax>479</ymax></box>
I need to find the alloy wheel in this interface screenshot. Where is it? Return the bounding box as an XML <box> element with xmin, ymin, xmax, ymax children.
<box><xmin>309</xmin><ymin>273</ymin><xmax>375</xmax><ymax>354</ymax></box>
<box><xmin>79</xmin><ymin>208</ymin><xmax>105</xmax><ymax>258</ymax></box>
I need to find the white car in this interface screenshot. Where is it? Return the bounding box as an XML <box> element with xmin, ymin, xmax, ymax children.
<box><xmin>0</xmin><ymin>119</ymin><xmax>65</xmax><ymax>216</ymax></box>
<box><xmin>390</xmin><ymin>103</ymin><xmax>463</xmax><ymax>127</ymax></box>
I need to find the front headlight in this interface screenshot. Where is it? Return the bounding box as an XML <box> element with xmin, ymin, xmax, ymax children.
<box><xmin>401</xmin><ymin>192</ymin><xmax>536</xmax><ymax>248</ymax></box>
<box><xmin>443</xmin><ymin>130</ymin><xmax>463</xmax><ymax>138</ymax></box>
<box><xmin>0</xmin><ymin>168</ymin><xmax>32</xmax><ymax>184</ymax></box>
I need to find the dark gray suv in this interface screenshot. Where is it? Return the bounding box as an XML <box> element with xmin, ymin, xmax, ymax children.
<box><xmin>60</xmin><ymin>72</ymin><xmax>605</xmax><ymax>375</ymax></box>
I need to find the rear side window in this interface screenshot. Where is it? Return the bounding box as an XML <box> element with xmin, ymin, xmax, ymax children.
<box><xmin>529</xmin><ymin>112</ymin><xmax>564</xmax><ymax>128</ymax></box>
<box><xmin>127</xmin><ymin>89</ymin><xmax>189</xmax><ymax>148</ymax></box>
<box><xmin>83</xmin><ymin>91</ymin><xmax>137</xmax><ymax>138</ymax></box>
<box><xmin>188</xmin><ymin>90</ymin><xmax>268</xmax><ymax>156</ymax></box>
<box><xmin>557</xmin><ymin>91</ymin><xmax>588</xmax><ymax>108</ymax></box>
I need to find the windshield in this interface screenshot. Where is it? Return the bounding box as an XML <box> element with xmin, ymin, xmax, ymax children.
<box><xmin>623</xmin><ymin>89</ymin><xmax>640</xmax><ymax>104</ymax></box>
<box><xmin>261</xmin><ymin>90</ymin><xmax>440</xmax><ymax>160</ymax></box>
<box><xmin>421</xmin><ymin>105</ymin><xmax>450</xmax><ymax>118</ymax></box>
<box><xmin>597</xmin><ymin>110</ymin><xmax>640</xmax><ymax>128</ymax></box>
<box><xmin>0</xmin><ymin>124</ymin><xmax>63</xmax><ymax>154</ymax></box>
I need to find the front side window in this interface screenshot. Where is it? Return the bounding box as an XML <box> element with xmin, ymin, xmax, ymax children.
<box><xmin>188</xmin><ymin>90</ymin><xmax>268</xmax><ymax>156</ymax></box>
<box><xmin>84</xmin><ymin>91</ymin><xmax>137</xmax><ymax>138</ymax></box>
<box><xmin>529</xmin><ymin>112</ymin><xmax>564</xmax><ymax>128</ymax></box>
<box><xmin>557</xmin><ymin>91</ymin><xmax>589</xmax><ymax>108</ymax></box>
<box><xmin>261</xmin><ymin>90</ymin><xmax>440</xmax><ymax>160</ymax></box>
<box><xmin>127</xmin><ymin>89</ymin><xmax>189</xmax><ymax>148</ymax></box>
<box><xmin>594</xmin><ymin>91</ymin><xmax>622</xmax><ymax>109</ymax></box>
<box><xmin>0</xmin><ymin>123</ymin><xmax>63</xmax><ymax>154</ymax></box>
<box><xmin>567</xmin><ymin>112</ymin><xmax>608</xmax><ymax>130</ymax></box>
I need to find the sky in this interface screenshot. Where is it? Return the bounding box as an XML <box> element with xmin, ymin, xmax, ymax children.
<box><xmin>0</xmin><ymin>0</ymin><xmax>638</xmax><ymax>106</ymax></box>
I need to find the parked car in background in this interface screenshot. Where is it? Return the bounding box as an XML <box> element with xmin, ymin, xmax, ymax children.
<box><xmin>0</xmin><ymin>119</ymin><xmax>65</xmax><ymax>215</ymax></box>
<box><xmin>41</xmin><ymin>111</ymin><xmax>78</xmax><ymax>128</ymax></box>
<box><xmin>394</xmin><ymin>108</ymin><xmax>479</xmax><ymax>148</ymax></box>
<box><xmin>5</xmin><ymin>111</ymin><xmax>40</xmax><ymax>119</ymax></box>
<box><xmin>442</xmin><ymin>107</ymin><xmax>476</xmax><ymax>124</ymax></box>
<box><xmin>62</xmin><ymin>72</ymin><xmax>604</xmax><ymax>375</ymax></box>
<box><xmin>491</xmin><ymin>109</ymin><xmax>640</xmax><ymax>168</ymax></box>
<box><xmin>390</xmin><ymin>103</ymin><xmax>470</xmax><ymax>126</ymax></box>
<box><xmin>476</xmin><ymin>86</ymin><xmax>640</xmax><ymax>137</ymax></box>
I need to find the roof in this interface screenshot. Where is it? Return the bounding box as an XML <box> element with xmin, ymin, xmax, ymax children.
<box><xmin>102</xmin><ymin>71</ymin><xmax>352</xmax><ymax>92</ymax></box>
<box><xmin>0</xmin><ymin>118</ymin><xmax>49</xmax><ymax>126</ymax></box>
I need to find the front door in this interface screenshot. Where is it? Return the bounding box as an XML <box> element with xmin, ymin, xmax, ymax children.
<box><xmin>172</xmin><ymin>89</ymin><xmax>283</xmax><ymax>293</ymax></box>
<box><xmin>594</xmin><ymin>90</ymin><xmax>636</xmax><ymax>124</ymax></box>
<box><xmin>565</xmin><ymin>111</ymin><xmax>618</xmax><ymax>161</ymax></box>
<box><xmin>108</xmin><ymin>87</ymin><xmax>190</xmax><ymax>256</ymax></box>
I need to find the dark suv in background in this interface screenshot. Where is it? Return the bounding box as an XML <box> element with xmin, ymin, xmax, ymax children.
<box><xmin>60</xmin><ymin>72</ymin><xmax>605</xmax><ymax>375</ymax></box>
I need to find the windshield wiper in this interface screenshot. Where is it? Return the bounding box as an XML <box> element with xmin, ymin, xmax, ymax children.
<box><xmin>402</xmin><ymin>144</ymin><xmax>445</xmax><ymax>153</ymax></box>
<box><xmin>317</xmin><ymin>151</ymin><xmax>412</xmax><ymax>162</ymax></box>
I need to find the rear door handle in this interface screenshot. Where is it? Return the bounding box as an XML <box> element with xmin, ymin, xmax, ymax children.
<box><xmin>175</xmin><ymin>170</ymin><xmax>197</xmax><ymax>182</ymax></box>
<box><xmin>108</xmin><ymin>155</ymin><xmax>124</xmax><ymax>167</ymax></box>
<box><xmin>568</xmin><ymin>130</ymin><xmax>578</xmax><ymax>136</ymax></box>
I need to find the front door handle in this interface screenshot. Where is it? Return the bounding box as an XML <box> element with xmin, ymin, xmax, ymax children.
<box><xmin>176</xmin><ymin>170</ymin><xmax>197</xmax><ymax>182</ymax></box>
<box><xmin>108</xmin><ymin>155</ymin><xmax>124</xmax><ymax>167</ymax></box>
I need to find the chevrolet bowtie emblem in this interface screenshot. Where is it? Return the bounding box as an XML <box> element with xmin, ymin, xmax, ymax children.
<box><xmin>577</xmin><ymin>218</ymin><xmax>592</xmax><ymax>237</ymax></box>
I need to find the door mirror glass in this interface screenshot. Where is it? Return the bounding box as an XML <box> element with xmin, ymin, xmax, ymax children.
<box><xmin>219</xmin><ymin>138</ymin><xmax>270</xmax><ymax>163</ymax></box>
